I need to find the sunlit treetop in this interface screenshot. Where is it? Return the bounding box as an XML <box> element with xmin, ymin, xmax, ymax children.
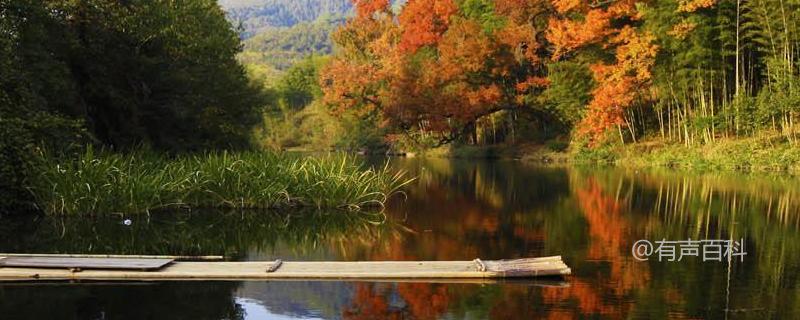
<box><xmin>677</xmin><ymin>0</ymin><xmax>717</xmax><ymax>12</ymax></box>
<box><xmin>398</xmin><ymin>0</ymin><xmax>458</xmax><ymax>52</ymax></box>
<box><xmin>323</xmin><ymin>0</ymin><xmax>678</xmax><ymax>146</ymax></box>
<box><xmin>353</xmin><ymin>0</ymin><xmax>391</xmax><ymax>20</ymax></box>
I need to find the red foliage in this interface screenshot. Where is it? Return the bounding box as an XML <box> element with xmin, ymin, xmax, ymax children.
<box><xmin>354</xmin><ymin>0</ymin><xmax>390</xmax><ymax>20</ymax></box>
<box><xmin>546</xmin><ymin>9</ymin><xmax>612</xmax><ymax>60</ymax></box>
<box><xmin>397</xmin><ymin>283</ymin><xmax>450</xmax><ymax>319</ymax></box>
<box><xmin>343</xmin><ymin>284</ymin><xmax>400</xmax><ymax>320</ymax></box>
<box><xmin>546</xmin><ymin>0</ymin><xmax>658</xmax><ymax>143</ymax></box>
<box><xmin>578</xmin><ymin>28</ymin><xmax>658</xmax><ymax>142</ymax></box>
<box><xmin>538</xmin><ymin>175</ymin><xmax>651</xmax><ymax>318</ymax></box>
<box><xmin>322</xmin><ymin>0</ymin><xmax>554</xmax><ymax>141</ymax></box>
<box><xmin>398</xmin><ymin>0</ymin><xmax>458</xmax><ymax>52</ymax></box>
<box><xmin>342</xmin><ymin>283</ymin><xmax>450</xmax><ymax>320</ymax></box>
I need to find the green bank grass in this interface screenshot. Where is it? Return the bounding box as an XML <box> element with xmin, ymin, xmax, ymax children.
<box><xmin>28</xmin><ymin>149</ymin><xmax>412</xmax><ymax>216</ymax></box>
<box><xmin>571</xmin><ymin>135</ymin><xmax>800</xmax><ymax>172</ymax></box>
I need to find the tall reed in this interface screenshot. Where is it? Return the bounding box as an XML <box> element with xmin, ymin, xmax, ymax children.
<box><xmin>27</xmin><ymin>148</ymin><xmax>411</xmax><ymax>216</ymax></box>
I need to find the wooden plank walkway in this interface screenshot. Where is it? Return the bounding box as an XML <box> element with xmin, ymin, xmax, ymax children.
<box><xmin>0</xmin><ymin>253</ymin><xmax>223</xmax><ymax>261</ymax></box>
<box><xmin>0</xmin><ymin>278</ymin><xmax>572</xmax><ymax>286</ymax></box>
<box><xmin>0</xmin><ymin>257</ymin><xmax>173</xmax><ymax>271</ymax></box>
<box><xmin>0</xmin><ymin>256</ymin><xmax>570</xmax><ymax>281</ymax></box>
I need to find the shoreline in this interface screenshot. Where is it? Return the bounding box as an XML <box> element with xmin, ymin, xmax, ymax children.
<box><xmin>393</xmin><ymin>136</ymin><xmax>800</xmax><ymax>174</ymax></box>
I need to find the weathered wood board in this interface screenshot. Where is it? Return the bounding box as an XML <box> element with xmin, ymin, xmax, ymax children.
<box><xmin>0</xmin><ymin>257</ymin><xmax>174</xmax><ymax>271</ymax></box>
<box><xmin>0</xmin><ymin>278</ymin><xmax>572</xmax><ymax>286</ymax></box>
<box><xmin>0</xmin><ymin>253</ymin><xmax>223</xmax><ymax>261</ymax></box>
<box><xmin>0</xmin><ymin>256</ymin><xmax>571</xmax><ymax>281</ymax></box>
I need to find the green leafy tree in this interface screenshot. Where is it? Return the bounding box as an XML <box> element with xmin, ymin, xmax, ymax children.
<box><xmin>1</xmin><ymin>0</ymin><xmax>267</xmax><ymax>213</ymax></box>
<box><xmin>541</xmin><ymin>61</ymin><xmax>594</xmax><ymax>126</ymax></box>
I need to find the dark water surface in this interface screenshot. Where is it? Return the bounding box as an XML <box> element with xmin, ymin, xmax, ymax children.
<box><xmin>2</xmin><ymin>158</ymin><xmax>800</xmax><ymax>319</ymax></box>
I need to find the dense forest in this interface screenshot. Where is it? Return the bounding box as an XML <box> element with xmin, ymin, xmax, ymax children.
<box><xmin>256</xmin><ymin>0</ymin><xmax>799</xmax><ymax>157</ymax></box>
<box><xmin>3</xmin><ymin>0</ymin><xmax>799</xmax><ymax>213</ymax></box>
<box><xmin>0</xmin><ymin>0</ymin><xmax>264</xmax><ymax>212</ymax></box>
<box><xmin>222</xmin><ymin>0</ymin><xmax>353</xmax><ymax>38</ymax></box>
<box><xmin>326</xmin><ymin>0</ymin><xmax>799</xmax><ymax>146</ymax></box>
<box><xmin>221</xmin><ymin>0</ymin><xmax>354</xmax><ymax>115</ymax></box>
<box><xmin>0</xmin><ymin>0</ymin><xmax>413</xmax><ymax>216</ymax></box>
<box><xmin>239</xmin><ymin>14</ymin><xmax>348</xmax><ymax>71</ymax></box>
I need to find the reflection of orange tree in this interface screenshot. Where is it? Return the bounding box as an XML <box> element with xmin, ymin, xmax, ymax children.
<box><xmin>340</xmin><ymin>166</ymin><xmax>548</xmax><ymax>319</ymax></box>
<box><xmin>573</xmin><ymin>176</ymin><xmax>651</xmax><ymax>298</ymax></box>
<box><xmin>575</xmin><ymin>177</ymin><xmax>628</xmax><ymax>261</ymax></box>
<box><xmin>343</xmin><ymin>284</ymin><xmax>400</xmax><ymax>320</ymax></box>
<box><xmin>380</xmin><ymin>181</ymin><xmax>552</xmax><ymax>262</ymax></box>
<box><xmin>541</xmin><ymin>175</ymin><xmax>650</xmax><ymax>318</ymax></box>
<box><xmin>377</xmin><ymin>185</ymin><xmax>504</xmax><ymax>261</ymax></box>
<box><xmin>342</xmin><ymin>283</ymin><xmax>449</xmax><ymax>320</ymax></box>
<box><xmin>398</xmin><ymin>283</ymin><xmax>450</xmax><ymax>319</ymax></box>
<box><xmin>304</xmin><ymin>161</ymin><xmax>539</xmax><ymax>251</ymax></box>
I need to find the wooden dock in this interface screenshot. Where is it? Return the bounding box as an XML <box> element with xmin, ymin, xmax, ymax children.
<box><xmin>0</xmin><ymin>255</ymin><xmax>570</xmax><ymax>281</ymax></box>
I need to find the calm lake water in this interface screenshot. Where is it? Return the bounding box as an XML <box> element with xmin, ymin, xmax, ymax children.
<box><xmin>1</xmin><ymin>158</ymin><xmax>800</xmax><ymax>319</ymax></box>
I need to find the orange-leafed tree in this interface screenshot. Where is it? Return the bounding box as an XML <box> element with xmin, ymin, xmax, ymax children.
<box><xmin>398</xmin><ymin>0</ymin><xmax>458</xmax><ymax>53</ymax></box>
<box><xmin>322</xmin><ymin>0</ymin><xmax>554</xmax><ymax>147</ymax></box>
<box><xmin>547</xmin><ymin>9</ymin><xmax>612</xmax><ymax>60</ymax></box>
<box><xmin>354</xmin><ymin>0</ymin><xmax>391</xmax><ymax>20</ymax></box>
<box><xmin>580</xmin><ymin>27</ymin><xmax>658</xmax><ymax>140</ymax></box>
<box><xmin>321</xmin><ymin>0</ymin><xmax>398</xmax><ymax>117</ymax></box>
<box><xmin>546</xmin><ymin>0</ymin><xmax>658</xmax><ymax>144</ymax></box>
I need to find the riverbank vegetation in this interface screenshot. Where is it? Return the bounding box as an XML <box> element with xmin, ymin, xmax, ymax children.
<box><xmin>0</xmin><ymin>0</ymin><xmax>263</xmax><ymax>213</ymax></box>
<box><xmin>4</xmin><ymin>0</ymin><xmax>799</xmax><ymax>212</ymax></box>
<box><xmin>27</xmin><ymin>149</ymin><xmax>409</xmax><ymax>216</ymax></box>
<box><xmin>572</xmin><ymin>135</ymin><xmax>800</xmax><ymax>171</ymax></box>
<box><xmin>0</xmin><ymin>1</ymin><xmax>407</xmax><ymax>215</ymax></box>
<box><xmin>251</xmin><ymin>0</ymin><xmax>799</xmax><ymax>169</ymax></box>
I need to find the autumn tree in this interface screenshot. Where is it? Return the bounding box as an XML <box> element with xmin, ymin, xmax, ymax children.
<box><xmin>322</xmin><ymin>0</ymin><xmax>553</xmax><ymax>147</ymax></box>
<box><xmin>354</xmin><ymin>0</ymin><xmax>391</xmax><ymax>20</ymax></box>
<box><xmin>398</xmin><ymin>0</ymin><xmax>457</xmax><ymax>52</ymax></box>
<box><xmin>546</xmin><ymin>0</ymin><xmax>659</xmax><ymax>144</ymax></box>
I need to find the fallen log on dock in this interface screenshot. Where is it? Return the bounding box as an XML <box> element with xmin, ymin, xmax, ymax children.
<box><xmin>0</xmin><ymin>255</ymin><xmax>570</xmax><ymax>281</ymax></box>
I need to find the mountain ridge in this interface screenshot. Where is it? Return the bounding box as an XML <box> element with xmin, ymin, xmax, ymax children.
<box><xmin>220</xmin><ymin>0</ymin><xmax>353</xmax><ymax>39</ymax></box>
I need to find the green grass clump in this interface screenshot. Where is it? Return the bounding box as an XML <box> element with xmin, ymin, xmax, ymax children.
<box><xmin>27</xmin><ymin>149</ymin><xmax>412</xmax><ymax>216</ymax></box>
<box><xmin>571</xmin><ymin>141</ymin><xmax>619</xmax><ymax>164</ymax></box>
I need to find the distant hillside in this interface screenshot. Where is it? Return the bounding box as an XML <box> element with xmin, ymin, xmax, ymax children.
<box><xmin>218</xmin><ymin>0</ymin><xmax>269</xmax><ymax>8</ymax></box>
<box><xmin>220</xmin><ymin>0</ymin><xmax>352</xmax><ymax>39</ymax></box>
<box><xmin>220</xmin><ymin>0</ymin><xmax>405</xmax><ymax>76</ymax></box>
<box><xmin>239</xmin><ymin>14</ymin><xmax>346</xmax><ymax>71</ymax></box>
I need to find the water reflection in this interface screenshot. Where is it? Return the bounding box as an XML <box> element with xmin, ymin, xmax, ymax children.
<box><xmin>1</xmin><ymin>158</ymin><xmax>800</xmax><ymax>319</ymax></box>
<box><xmin>0</xmin><ymin>209</ymin><xmax>397</xmax><ymax>259</ymax></box>
<box><xmin>0</xmin><ymin>282</ymin><xmax>244</xmax><ymax>320</ymax></box>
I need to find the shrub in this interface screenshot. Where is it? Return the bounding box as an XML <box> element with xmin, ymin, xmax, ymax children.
<box><xmin>0</xmin><ymin>109</ymin><xmax>88</xmax><ymax>215</ymax></box>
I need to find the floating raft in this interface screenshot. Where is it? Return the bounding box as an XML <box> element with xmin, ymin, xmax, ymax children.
<box><xmin>0</xmin><ymin>255</ymin><xmax>570</xmax><ymax>281</ymax></box>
